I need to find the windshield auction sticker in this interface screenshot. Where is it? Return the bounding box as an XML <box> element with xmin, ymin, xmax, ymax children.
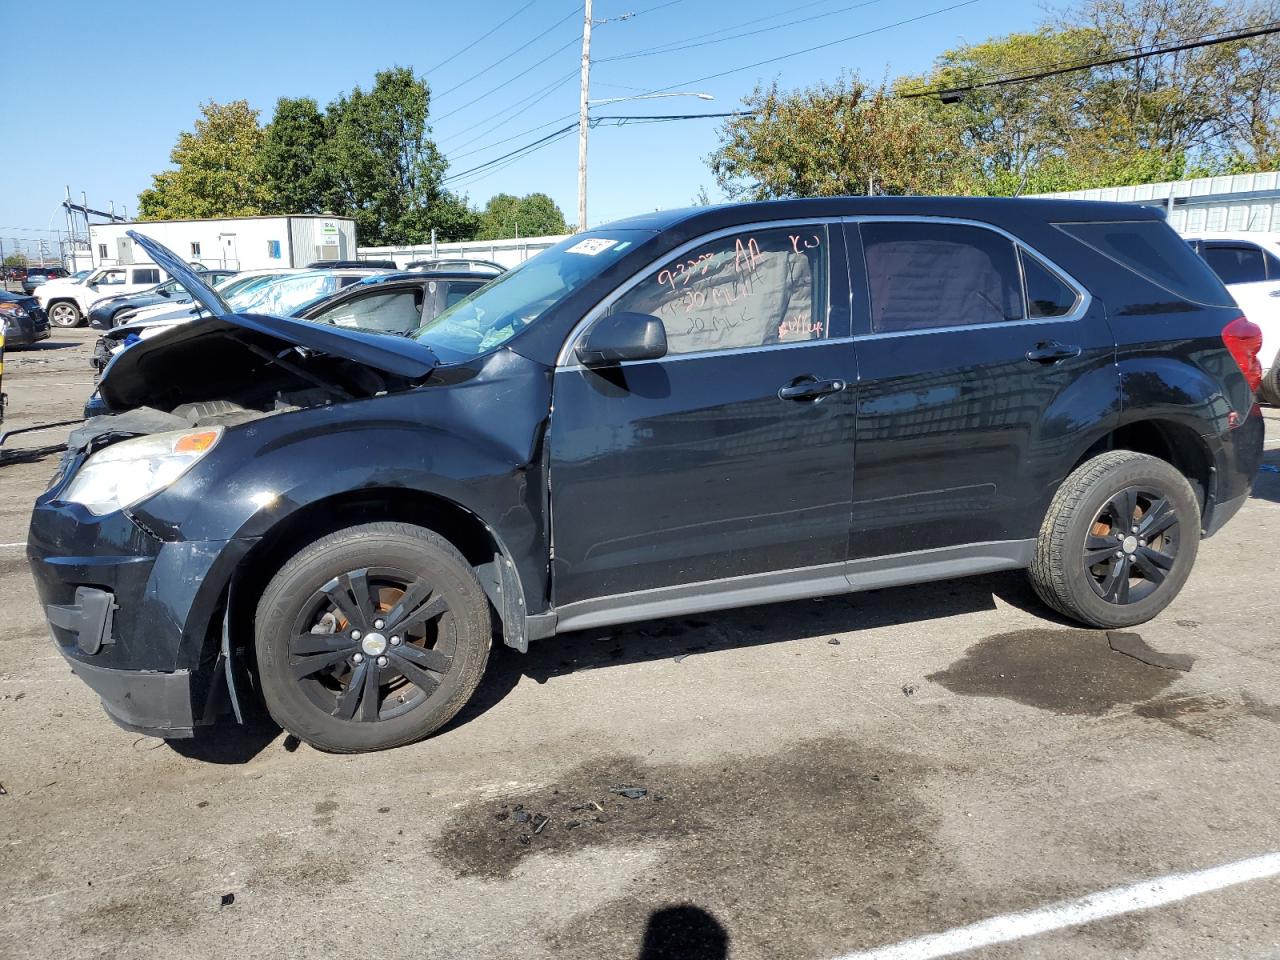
<box><xmin>566</xmin><ymin>238</ymin><xmax>618</xmax><ymax>256</ymax></box>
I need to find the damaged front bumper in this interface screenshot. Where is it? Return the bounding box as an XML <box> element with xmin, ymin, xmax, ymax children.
<box><xmin>28</xmin><ymin>496</ymin><xmax>258</xmax><ymax>738</ymax></box>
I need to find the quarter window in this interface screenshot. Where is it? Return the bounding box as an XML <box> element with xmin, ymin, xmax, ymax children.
<box><xmin>1021</xmin><ymin>251</ymin><xmax>1078</xmax><ymax>318</ymax></box>
<box><xmin>608</xmin><ymin>226</ymin><xmax>829</xmax><ymax>356</ymax></box>
<box><xmin>861</xmin><ymin>222</ymin><xmax>1023</xmax><ymax>333</ymax></box>
<box><xmin>1202</xmin><ymin>244</ymin><xmax>1267</xmax><ymax>285</ymax></box>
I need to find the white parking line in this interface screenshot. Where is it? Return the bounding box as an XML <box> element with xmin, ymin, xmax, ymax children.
<box><xmin>833</xmin><ymin>851</ymin><xmax>1280</xmax><ymax>960</ymax></box>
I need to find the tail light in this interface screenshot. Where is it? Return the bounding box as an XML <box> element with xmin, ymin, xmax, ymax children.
<box><xmin>1222</xmin><ymin>316</ymin><xmax>1263</xmax><ymax>392</ymax></box>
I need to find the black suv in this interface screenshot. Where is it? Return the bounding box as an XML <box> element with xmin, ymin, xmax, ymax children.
<box><xmin>26</xmin><ymin>200</ymin><xmax>1265</xmax><ymax>752</ymax></box>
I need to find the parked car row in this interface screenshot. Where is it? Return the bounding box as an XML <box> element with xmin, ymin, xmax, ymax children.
<box><xmin>26</xmin><ymin>201</ymin><xmax>1265</xmax><ymax>754</ymax></box>
<box><xmin>0</xmin><ymin>289</ymin><xmax>51</xmax><ymax>349</ymax></box>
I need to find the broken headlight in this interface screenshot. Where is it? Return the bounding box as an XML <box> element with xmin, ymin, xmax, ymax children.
<box><xmin>61</xmin><ymin>427</ymin><xmax>223</xmax><ymax>516</ymax></box>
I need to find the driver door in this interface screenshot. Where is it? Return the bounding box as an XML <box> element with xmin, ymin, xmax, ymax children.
<box><xmin>548</xmin><ymin>222</ymin><xmax>857</xmax><ymax>623</ymax></box>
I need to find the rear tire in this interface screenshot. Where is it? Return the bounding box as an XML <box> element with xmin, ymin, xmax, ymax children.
<box><xmin>255</xmin><ymin>522</ymin><xmax>491</xmax><ymax>753</ymax></box>
<box><xmin>1259</xmin><ymin>365</ymin><xmax>1280</xmax><ymax>407</ymax></box>
<box><xmin>47</xmin><ymin>301</ymin><xmax>82</xmax><ymax>327</ymax></box>
<box><xmin>1029</xmin><ymin>451</ymin><xmax>1200</xmax><ymax>629</ymax></box>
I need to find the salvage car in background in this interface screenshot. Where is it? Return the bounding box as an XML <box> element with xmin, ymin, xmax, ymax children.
<box><xmin>88</xmin><ymin>272</ymin><xmax>238</xmax><ymax>330</ymax></box>
<box><xmin>0</xmin><ymin>289</ymin><xmax>51</xmax><ymax>348</ymax></box>
<box><xmin>29</xmin><ymin>206</ymin><xmax>1264</xmax><ymax>753</ymax></box>
<box><xmin>1186</xmin><ymin>232</ymin><xmax>1280</xmax><ymax>404</ymax></box>
<box><xmin>21</xmin><ymin>266</ymin><xmax>68</xmax><ymax>295</ymax></box>
<box><xmin>36</xmin><ymin>263</ymin><xmax>170</xmax><ymax>327</ymax></box>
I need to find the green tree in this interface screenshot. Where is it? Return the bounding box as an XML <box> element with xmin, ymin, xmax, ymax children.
<box><xmin>322</xmin><ymin>66</ymin><xmax>476</xmax><ymax>244</ymax></box>
<box><xmin>476</xmin><ymin>192</ymin><xmax>568</xmax><ymax>239</ymax></box>
<box><xmin>3</xmin><ymin>253</ymin><xmax>28</xmax><ymax>268</ymax></box>
<box><xmin>138</xmin><ymin>100</ymin><xmax>272</xmax><ymax>219</ymax></box>
<box><xmin>261</xmin><ymin>96</ymin><xmax>330</xmax><ymax>215</ymax></box>
<box><xmin>710</xmin><ymin>76</ymin><xmax>970</xmax><ymax>200</ymax></box>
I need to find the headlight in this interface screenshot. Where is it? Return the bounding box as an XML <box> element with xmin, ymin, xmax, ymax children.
<box><xmin>61</xmin><ymin>427</ymin><xmax>223</xmax><ymax>515</ymax></box>
<box><xmin>0</xmin><ymin>302</ymin><xmax>29</xmax><ymax>319</ymax></box>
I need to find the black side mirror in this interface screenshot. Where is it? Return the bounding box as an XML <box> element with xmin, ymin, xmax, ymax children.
<box><xmin>576</xmin><ymin>311</ymin><xmax>667</xmax><ymax>367</ymax></box>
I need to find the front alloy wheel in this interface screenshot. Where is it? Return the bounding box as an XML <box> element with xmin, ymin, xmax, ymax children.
<box><xmin>48</xmin><ymin>301</ymin><xmax>82</xmax><ymax>327</ymax></box>
<box><xmin>255</xmin><ymin>523</ymin><xmax>492</xmax><ymax>752</ymax></box>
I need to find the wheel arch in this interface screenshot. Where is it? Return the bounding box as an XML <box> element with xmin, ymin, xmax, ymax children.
<box><xmin>228</xmin><ymin>487</ymin><xmax>532</xmax><ymax>659</ymax></box>
<box><xmin>1068</xmin><ymin>417</ymin><xmax>1215</xmax><ymax>518</ymax></box>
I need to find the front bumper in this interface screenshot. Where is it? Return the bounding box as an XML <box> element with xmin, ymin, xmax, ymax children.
<box><xmin>29</xmin><ymin>497</ymin><xmax>258</xmax><ymax>737</ymax></box>
<box><xmin>2</xmin><ymin>316</ymin><xmax>50</xmax><ymax>347</ymax></box>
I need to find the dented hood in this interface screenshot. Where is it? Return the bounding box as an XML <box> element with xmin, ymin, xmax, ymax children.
<box><xmin>99</xmin><ymin>233</ymin><xmax>438</xmax><ymax>412</ymax></box>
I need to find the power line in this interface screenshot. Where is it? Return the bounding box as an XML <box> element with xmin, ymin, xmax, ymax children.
<box><xmin>434</xmin><ymin>35</ymin><xmax>583</xmax><ymax>123</ymax></box>
<box><xmin>438</xmin><ymin>69</ymin><xmax>579</xmax><ymax>146</ymax></box>
<box><xmin>634</xmin><ymin>0</ymin><xmax>981</xmax><ymax>96</ymax></box>
<box><xmin>598</xmin><ymin>0</ymin><xmax>890</xmax><ymax>63</ymax></box>
<box><xmin>901</xmin><ymin>21</ymin><xmax>1280</xmax><ymax>99</ymax></box>
<box><xmin>434</xmin><ymin>3</ymin><xmax>584</xmax><ymax>100</ymax></box>
<box><xmin>426</xmin><ymin>0</ymin><xmax>540</xmax><ymax>74</ymax></box>
<box><xmin>449</xmin><ymin>110</ymin><xmax>580</xmax><ymax>161</ymax></box>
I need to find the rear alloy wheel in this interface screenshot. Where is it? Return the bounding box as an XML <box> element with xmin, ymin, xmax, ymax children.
<box><xmin>255</xmin><ymin>523</ymin><xmax>491</xmax><ymax>752</ymax></box>
<box><xmin>1030</xmin><ymin>451</ymin><xmax>1200</xmax><ymax>628</ymax></box>
<box><xmin>47</xmin><ymin>301</ymin><xmax>82</xmax><ymax>327</ymax></box>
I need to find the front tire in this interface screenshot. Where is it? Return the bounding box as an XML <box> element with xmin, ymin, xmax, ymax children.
<box><xmin>47</xmin><ymin>301</ymin><xmax>82</xmax><ymax>327</ymax></box>
<box><xmin>1029</xmin><ymin>451</ymin><xmax>1200</xmax><ymax>629</ymax></box>
<box><xmin>255</xmin><ymin>522</ymin><xmax>491</xmax><ymax>753</ymax></box>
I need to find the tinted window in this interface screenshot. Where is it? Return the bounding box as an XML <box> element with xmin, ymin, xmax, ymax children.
<box><xmin>609</xmin><ymin>226</ymin><xmax>828</xmax><ymax>355</ymax></box>
<box><xmin>316</xmin><ymin>290</ymin><xmax>424</xmax><ymax>334</ymax></box>
<box><xmin>132</xmin><ymin>268</ymin><xmax>161</xmax><ymax>285</ymax></box>
<box><xmin>1022</xmin><ymin>251</ymin><xmax>1079</xmax><ymax>318</ymax></box>
<box><xmin>444</xmin><ymin>281</ymin><xmax>484</xmax><ymax>309</ymax></box>
<box><xmin>1057</xmin><ymin>221</ymin><xmax>1233</xmax><ymax>306</ymax></box>
<box><xmin>861</xmin><ymin>222</ymin><xmax>1022</xmax><ymax>333</ymax></box>
<box><xmin>1201</xmin><ymin>244</ymin><xmax>1267</xmax><ymax>285</ymax></box>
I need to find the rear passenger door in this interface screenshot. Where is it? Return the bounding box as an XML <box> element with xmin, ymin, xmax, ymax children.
<box><xmin>845</xmin><ymin>218</ymin><xmax>1118</xmax><ymax>562</ymax></box>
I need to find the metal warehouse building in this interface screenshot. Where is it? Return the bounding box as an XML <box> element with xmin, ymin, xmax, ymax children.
<box><xmin>1030</xmin><ymin>171</ymin><xmax>1280</xmax><ymax>234</ymax></box>
<box><xmin>87</xmin><ymin>215</ymin><xmax>358</xmax><ymax>271</ymax></box>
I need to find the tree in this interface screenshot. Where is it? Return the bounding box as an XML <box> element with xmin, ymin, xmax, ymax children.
<box><xmin>322</xmin><ymin>66</ymin><xmax>476</xmax><ymax>244</ymax></box>
<box><xmin>137</xmin><ymin>100</ymin><xmax>271</xmax><ymax>220</ymax></box>
<box><xmin>261</xmin><ymin>97</ymin><xmax>330</xmax><ymax>215</ymax></box>
<box><xmin>710</xmin><ymin>76</ymin><xmax>971</xmax><ymax>200</ymax></box>
<box><xmin>476</xmin><ymin>192</ymin><xmax>568</xmax><ymax>239</ymax></box>
<box><xmin>3</xmin><ymin>253</ymin><xmax>28</xmax><ymax>268</ymax></box>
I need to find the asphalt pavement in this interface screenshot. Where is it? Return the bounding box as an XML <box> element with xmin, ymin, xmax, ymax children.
<box><xmin>1</xmin><ymin>328</ymin><xmax>1278</xmax><ymax>959</ymax></box>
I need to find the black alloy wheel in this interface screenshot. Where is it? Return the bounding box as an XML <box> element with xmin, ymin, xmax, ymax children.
<box><xmin>289</xmin><ymin>567</ymin><xmax>455</xmax><ymax>723</ymax></box>
<box><xmin>1082</xmin><ymin>486</ymin><xmax>1180</xmax><ymax>605</ymax></box>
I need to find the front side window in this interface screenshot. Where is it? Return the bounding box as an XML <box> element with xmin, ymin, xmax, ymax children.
<box><xmin>98</xmin><ymin>269</ymin><xmax>126</xmax><ymax>286</ymax></box>
<box><xmin>862</xmin><ymin>222</ymin><xmax>1022</xmax><ymax>333</ymax></box>
<box><xmin>1202</xmin><ymin>244</ymin><xmax>1267</xmax><ymax>285</ymax></box>
<box><xmin>607</xmin><ymin>225</ymin><xmax>829</xmax><ymax>356</ymax></box>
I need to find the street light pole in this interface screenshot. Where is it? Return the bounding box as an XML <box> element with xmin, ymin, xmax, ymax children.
<box><xmin>576</xmin><ymin>0</ymin><xmax>593</xmax><ymax>233</ymax></box>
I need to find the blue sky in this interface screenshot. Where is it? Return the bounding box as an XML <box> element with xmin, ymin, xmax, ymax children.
<box><xmin>2</xmin><ymin>0</ymin><xmax>1046</xmax><ymax>251</ymax></box>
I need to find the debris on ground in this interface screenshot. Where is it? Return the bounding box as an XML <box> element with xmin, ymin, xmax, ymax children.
<box><xmin>0</xmin><ymin>782</ymin><xmax>7</xmax><ymax>796</ymax></box>
<box><xmin>1107</xmin><ymin>631</ymin><xmax>1195</xmax><ymax>672</ymax></box>
<box><xmin>196</xmin><ymin>800</ymin><xmax>209</xmax><ymax>808</ymax></box>
<box><xmin>610</xmin><ymin>786</ymin><xmax>647</xmax><ymax>800</ymax></box>
<box><xmin>828</xmin><ymin>637</ymin><xmax>841</xmax><ymax>645</ymax></box>
<box><xmin>533</xmin><ymin>815</ymin><xmax>549</xmax><ymax>835</ymax></box>
<box><xmin>377</xmin><ymin>806</ymin><xmax>391</xmax><ymax>813</ymax></box>
<box><xmin>901</xmin><ymin>684</ymin><xmax>917</xmax><ymax>696</ymax></box>
<box><xmin>220</xmin><ymin>893</ymin><xmax>235</xmax><ymax>908</ymax></box>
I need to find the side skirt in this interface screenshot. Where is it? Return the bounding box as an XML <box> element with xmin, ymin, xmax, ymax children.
<box><xmin>544</xmin><ymin>539</ymin><xmax>1036</xmax><ymax>636</ymax></box>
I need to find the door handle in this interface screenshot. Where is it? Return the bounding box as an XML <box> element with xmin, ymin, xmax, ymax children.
<box><xmin>1025</xmin><ymin>341</ymin><xmax>1082</xmax><ymax>364</ymax></box>
<box><xmin>778</xmin><ymin>377</ymin><xmax>846</xmax><ymax>401</ymax></box>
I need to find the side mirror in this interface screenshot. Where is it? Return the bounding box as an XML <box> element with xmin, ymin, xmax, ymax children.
<box><xmin>575</xmin><ymin>311</ymin><xmax>667</xmax><ymax>367</ymax></box>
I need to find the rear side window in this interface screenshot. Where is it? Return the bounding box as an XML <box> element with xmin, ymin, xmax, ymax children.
<box><xmin>1201</xmin><ymin>244</ymin><xmax>1267</xmax><ymax>285</ymax></box>
<box><xmin>861</xmin><ymin>222</ymin><xmax>1023</xmax><ymax>332</ymax></box>
<box><xmin>1022</xmin><ymin>251</ymin><xmax>1079</xmax><ymax>318</ymax></box>
<box><xmin>132</xmin><ymin>268</ymin><xmax>161</xmax><ymax>285</ymax></box>
<box><xmin>1057</xmin><ymin>220</ymin><xmax>1233</xmax><ymax>306</ymax></box>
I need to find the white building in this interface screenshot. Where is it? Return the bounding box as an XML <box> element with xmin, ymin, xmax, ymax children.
<box><xmin>88</xmin><ymin>215</ymin><xmax>358</xmax><ymax>271</ymax></box>
<box><xmin>1029</xmin><ymin>171</ymin><xmax>1280</xmax><ymax>235</ymax></box>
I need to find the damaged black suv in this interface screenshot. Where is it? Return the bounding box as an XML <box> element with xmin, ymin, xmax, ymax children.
<box><xmin>27</xmin><ymin>201</ymin><xmax>1265</xmax><ymax>753</ymax></box>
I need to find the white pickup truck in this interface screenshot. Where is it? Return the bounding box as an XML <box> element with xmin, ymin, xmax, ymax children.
<box><xmin>1185</xmin><ymin>232</ymin><xmax>1280</xmax><ymax>404</ymax></box>
<box><xmin>34</xmin><ymin>263</ymin><xmax>171</xmax><ymax>328</ymax></box>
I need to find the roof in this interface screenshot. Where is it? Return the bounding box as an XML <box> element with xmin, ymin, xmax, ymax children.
<box><xmin>600</xmin><ymin>196</ymin><xmax>1167</xmax><ymax>234</ymax></box>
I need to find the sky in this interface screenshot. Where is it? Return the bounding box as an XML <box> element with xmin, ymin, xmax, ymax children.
<box><xmin>0</xmin><ymin>0</ymin><xmax>1047</xmax><ymax>254</ymax></box>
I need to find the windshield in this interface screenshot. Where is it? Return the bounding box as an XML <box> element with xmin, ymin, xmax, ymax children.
<box><xmin>410</xmin><ymin>231</ymin><xmax>642</xmax><ymax>362</ymax></box>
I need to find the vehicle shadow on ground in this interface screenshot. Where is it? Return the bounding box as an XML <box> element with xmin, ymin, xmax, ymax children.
<box><xmin>8</xmin><ymin>341</ymin><xmax>81</xmax><ymax>353</ymax></box>
<box><xmin>0</xmin><ymin>443</ymin><xmax>65</xmax><ymax>466</ymax></box>
<box><xmin>444</xmin><ymin>568</ymin><xmax>1063</xmax><ymax>735</ymax></box>
<box><xmin>166</xmin><ymin>716</ymin><xmax>283</xmax><ymax>764</ymax></box>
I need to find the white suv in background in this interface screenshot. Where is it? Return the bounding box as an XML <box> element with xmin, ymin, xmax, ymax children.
<box><xmin>35</xmin><ymin>263</ymin><xmax>172</xmax><ymax>328</ymax></box>
<box><xmin>1185</xmin><ymin>232</ymin><xmax>1280</xmax><ymax>404</ymax></box>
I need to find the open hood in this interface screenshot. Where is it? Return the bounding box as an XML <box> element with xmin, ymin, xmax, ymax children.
<box><xmin>99</xmin><ymin>234</ymin><xmax>439</xmax><ymax>413</ymax></box>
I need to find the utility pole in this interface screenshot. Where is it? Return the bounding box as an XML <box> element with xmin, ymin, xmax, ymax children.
<box><xmin>576</xmin><ymin>0</ymin><xmax>593</xmax><ymax>233</ymax></box>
